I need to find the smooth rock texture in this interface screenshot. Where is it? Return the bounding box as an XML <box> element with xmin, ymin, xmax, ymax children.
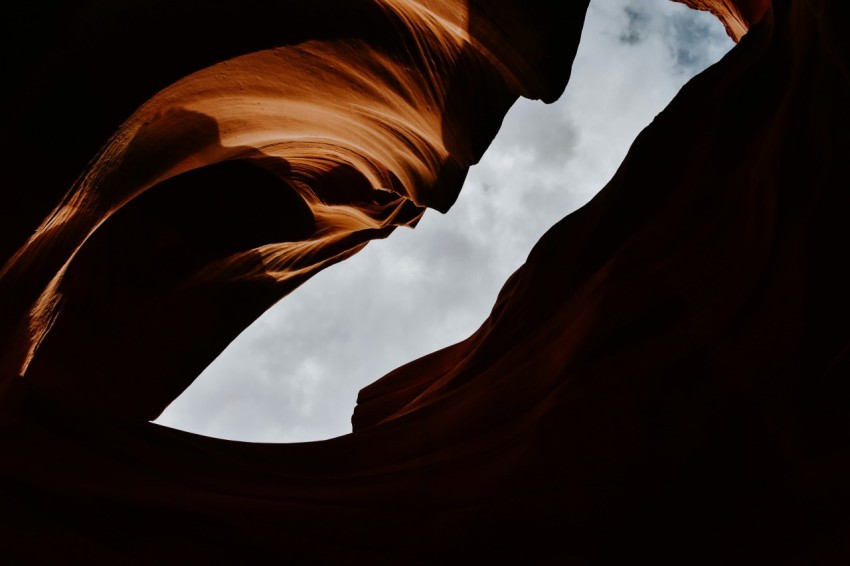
<box><xmin>0</xmin><ymin>0</ymin><xmax>588</xmax><ymax>421</ymax></box>
<box><xmin>1</xmin><ymin>0</ymin><xmax>848</xmax><ymax>563</ymax></box>
<box><xmin>674</xmin><ymin>0</ymin><xmax>770</xmax><ymax>39</ymax></box>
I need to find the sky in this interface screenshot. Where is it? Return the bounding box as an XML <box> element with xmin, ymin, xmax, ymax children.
<box><xmin>155</xmin><ymin>0</ymin><xmax>734</xmax><ymax>443</ymax></box>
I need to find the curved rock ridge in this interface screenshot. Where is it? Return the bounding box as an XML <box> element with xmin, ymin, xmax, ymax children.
<box><xmin>0</xmin><ymin>0</ymin><xmax>589</xmax><ymax>420</ymax></box>
<box><xmin>674</xmin><ymin>0</ymin><xmax>770</xmax><ymax>40</ymax></box>
<box><xmin>3</xmin><ymin>0</ymin><xmax>850</xmax><ymax>562</ymax></box>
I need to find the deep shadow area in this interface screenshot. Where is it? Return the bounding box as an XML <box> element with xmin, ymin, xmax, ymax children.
<box><xmin>22</xmin><ymin>110</ymin><xmax>317</xmax><ymax>421</ymax></box>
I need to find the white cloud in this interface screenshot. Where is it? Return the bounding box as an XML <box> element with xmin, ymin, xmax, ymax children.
<box><xmin>155</xmin><ymin>0</ymin><xmax>733</xmax><ymax>442</ymax></box>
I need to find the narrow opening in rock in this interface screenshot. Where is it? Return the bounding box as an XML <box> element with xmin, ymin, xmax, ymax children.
<box><xmin>154</xmin><ymin>0</ymin><xmax>733</xmax><ymax>442</ymax></box>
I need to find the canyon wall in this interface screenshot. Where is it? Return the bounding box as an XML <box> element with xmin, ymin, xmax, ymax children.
<box><xmin>2</xmin><ymin>0</ymin><xmax>848</xmax><ymax>562</ymax></box>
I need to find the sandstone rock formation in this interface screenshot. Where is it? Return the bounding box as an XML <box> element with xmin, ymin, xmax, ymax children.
<box><xmin>2</xmin><ymin>0</ymin><xmax>848</xmax><ymax>562</ymax></box>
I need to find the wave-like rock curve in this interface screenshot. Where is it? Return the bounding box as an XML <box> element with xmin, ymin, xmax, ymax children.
<box><xmin>0</xmin><ymin>0</ymin><xmax>588</xmax><ymax>421</ymax></box>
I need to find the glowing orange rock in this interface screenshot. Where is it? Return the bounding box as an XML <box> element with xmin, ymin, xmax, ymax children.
<box><xmin>674</xmin><ymin>0</ymin><xmax>770</xmax><ymax>40</ymax></box>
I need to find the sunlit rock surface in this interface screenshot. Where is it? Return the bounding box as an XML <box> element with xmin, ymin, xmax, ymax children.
<box><xmin>1</xmin><ymin>0</ymin><xmax>848</xmax><ymax>562</ymax></box>
<box><xmin>674</xmin><ymin>0</ymin><xmax>769</xmax><ymax>39</ymax></box>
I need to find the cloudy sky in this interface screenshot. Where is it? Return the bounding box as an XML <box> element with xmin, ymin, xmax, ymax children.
<box><xmin>155</xmin><ymin>0</ymin><xmax>734</xmax><ymax>442</ymax></box>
